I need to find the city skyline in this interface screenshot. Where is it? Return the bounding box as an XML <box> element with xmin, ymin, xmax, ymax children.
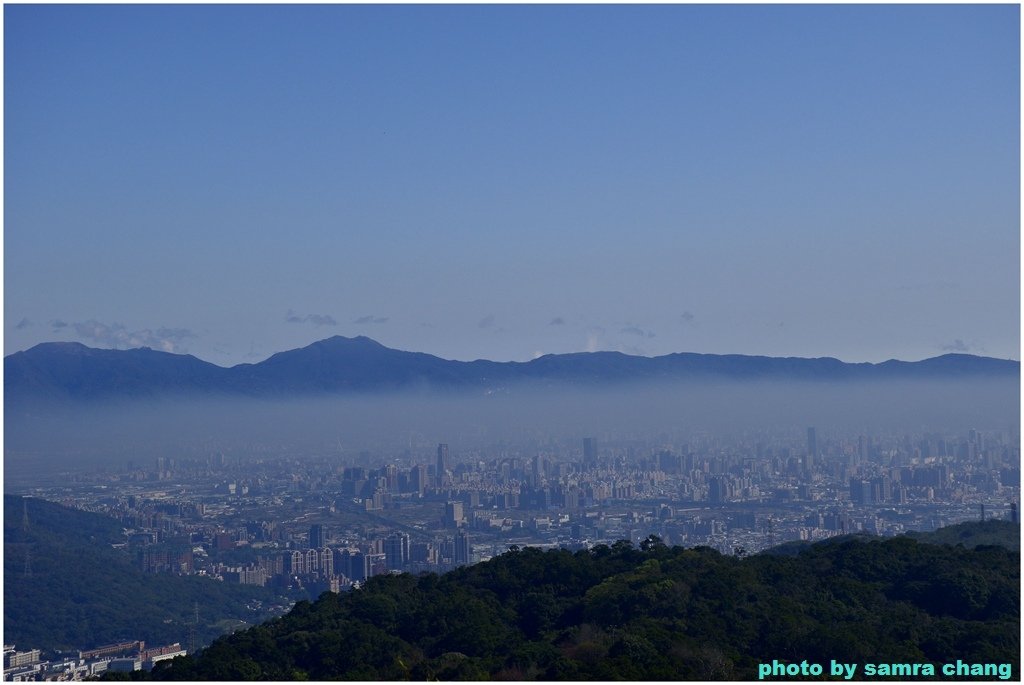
<box><xmin>5</xmin><ymin>4</ymin><xmax>1019</xmax><ymax>366</ymax></box>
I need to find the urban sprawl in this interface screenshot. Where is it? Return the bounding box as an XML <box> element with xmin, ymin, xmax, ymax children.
<box><xmin>5</xmin><ymin>426</ymin><xmax>1019</xmax><ymax>680</ymax></box>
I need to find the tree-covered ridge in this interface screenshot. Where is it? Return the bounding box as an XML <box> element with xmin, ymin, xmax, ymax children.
<box><xmin>906</xmin><ymin>519</ymin><xmax>1019</xmax><ymax>550</ymax></box>
<box><xmin>3</xmin><ymin>495</ymin><xmax>286</xmax><ymax>651</ymax></box>
<box><xmin>146</xmin><ymin>530</ymin><xmax>1019</xmax><ymax>681</ymax></box>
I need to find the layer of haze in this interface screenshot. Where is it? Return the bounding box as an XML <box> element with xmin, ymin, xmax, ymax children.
<box><xmin>4</xmin><ymin>4</ymin><xmax>1020</xmax><ymax>365</ymax></box>
<box><xmin>5</xmin><ymin>379</ymin><xmax>1018</xmax><ymax>482</ymax></box>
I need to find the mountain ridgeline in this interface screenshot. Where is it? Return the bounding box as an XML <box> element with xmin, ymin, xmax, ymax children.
<box><xmin>5</xmin><ymin>336</ymin><xmax>1018</xmax><ymax>407</ymax></box>
<box><xmin>130</xmin><ymin>525</ymin><xmax>1018</xmax><ymax>681</ymax></box>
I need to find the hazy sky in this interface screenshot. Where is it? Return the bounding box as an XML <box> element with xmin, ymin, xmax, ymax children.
<box><xmin>4</xmin><ymin>4</ymin><xmax>1019</xmax><ymax>366</ymax></box>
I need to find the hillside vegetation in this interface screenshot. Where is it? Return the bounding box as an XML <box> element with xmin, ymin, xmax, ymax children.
<box><xmin>3</xmin><ymin>496</ymin><xmax>287</xmax><ymax>651</ymax></box>
<box><xmin>141</xmin><ymin>528</ymin><xmax>1018</xmax><ymax>680</ymax></box>
<box><xmin>906</xmin><ymin>519</ymin><xmax>1019</xmax><ymax>550</ymax></box>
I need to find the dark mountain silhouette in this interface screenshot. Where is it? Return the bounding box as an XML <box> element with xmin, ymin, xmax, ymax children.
<box><xmin>4</xmin><ymin>342</ymin><xmax>232</xmax><ymax>402</ymax></box>
<box><xmin>5</xmin><ymin>336</ymin><xmax>1018</xmax><ymax>407</ymax></box>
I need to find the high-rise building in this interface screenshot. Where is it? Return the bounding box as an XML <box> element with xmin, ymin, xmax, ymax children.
<box><xmin>411</xmin><ymin>464</ymin><xmax>428</xmax><ymax>495</ymax></box>
<box><xmin>657</xmin><ymin>451</ymin><xmax>680</xmax><ymax>473</ymax></box>
<box><xmin>350</xmin><ymin>550</ymin><xmax>368</xmax><ymax>582</ymax></box>
<box><xmin>849</xmin><ymin>478</ymin><xmax>873</xmax><ymax>506</ymax></box>
<box><xmin>583</xmin><ymin>437</ymin><xmax>597</xmax><ymax>469</ymax></box>
<box><xmin>857</xmin><ymin>435</ymin><xmax>869</xmax><ymax>464</ymax></box>
<box><xmin>384</xmin><ymin>532</ymin><xmax>410</xmax><ymax>571</ymax></box>
<box><xmin>530</xmin><ymin>454</ymin><xmax>543</xmax><ymax>486</ymax></box>
<box><xmin>333</xmin><ymin>548</ymin><xmax>364</xmax><ymax>582</ymax></box>
<box><xmin>444</xmin><ymin>500</ymin><xmax>464</xmax><ymax>528</ymax></box>
<box><xmin>318</xmin><ymin>548</ymin><xmax>334</xmax><ymax>577</ymax></box>
<box><xmin>305</xmin><ymin>548</ymin><xmax>319</xmax><ymax>574</ymax></box>
<box><xmin>454</xmin><ymin>530</ymin><xmax>470</xmax><ymax>565</ymax></box>
<box><xmin>365</xmin><ymin>552</ymin><xmax>387</xmax><ymax>578</ymax></box>
<box><xmin>437</xmin><ymin>443</ymin><xmax>450</xmax><ymax>487</ymax></box>
<box><xmin>807</xmin><ymin>427</ymin><xmax>818</xmax><ymax>459</ymax></box>
<box><xmin>309</xmin><ymin>524</ymin><xmax>326</xmax><ymax>549</ymax></box>
<box><xmin>870</xmin><ymin>476</ymin><xmax>892</xmax><ymax>504</ymax></box>
<box><xmin>564</xmin><ymin>486</ymin><xmax>582</xmax><ymax>510</ymax></box>
<box><xmin>285</xmin><ymin>550</ymin><xmax>305</xmax><ymax>575</ymax></box>
<box><xmin>708</xmin><ymin>475</ymin><xmax>731</xmax><ymax>504</ymax></box>
<box><xmin>409</xmin><ymin>541</ymin><xmax>434</xmax><ymax>564</ymax></box>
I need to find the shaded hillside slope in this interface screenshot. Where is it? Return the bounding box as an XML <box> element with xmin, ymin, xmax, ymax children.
<box><xmin>906</xmin><ymin>519</ymin><xmax>1020</xmax><ymax>550</ymax></box>
<box><xmin>3</xmin><ymin>496</ymin><xmax>287</xmax><ymax>651</ymax></box>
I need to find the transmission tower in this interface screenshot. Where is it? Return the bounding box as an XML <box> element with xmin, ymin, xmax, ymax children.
<box><xmin>21</xmin><ymin>498</ymin><xmax>33</xmax><ymax>578</ymax></box>
<box><xmin>188</xmin><ymin>602</ymin><xmax>199</xmax><ymax>654</ymax></box>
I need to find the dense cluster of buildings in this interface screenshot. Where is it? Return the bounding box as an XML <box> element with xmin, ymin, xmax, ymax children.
<box><xmin>3</xmin><ymin>642</ymin><xmax>186</xmax><ymax>682</ymax></box>
<box><xmin>32</xmin><ymin>429</ymin><xmax>1023</xmax><ymax>565</ymax></box>
<box><xmin>214</xmin><ymin>525</ymin><xmax>474</xmax><ymax>595</ymax></box>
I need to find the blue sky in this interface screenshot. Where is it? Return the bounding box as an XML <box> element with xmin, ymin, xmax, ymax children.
<box><xmin>4</xmin><ymin>4</ymin><xmax>1019</xmax><ymax>365</ymax></box>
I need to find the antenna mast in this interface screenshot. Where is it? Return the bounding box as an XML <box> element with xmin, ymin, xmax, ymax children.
<box><xmin>21</xmin><ymin>498</ymin><xmax>33</xmax><ymax>578</ymax></box>
<box><xmin>188</xmin><ymin>602</ymin><xmax>200</xmax><ymax>654</ymax></box>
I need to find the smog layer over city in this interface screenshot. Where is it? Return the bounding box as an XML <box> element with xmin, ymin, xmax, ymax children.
<box><xmin>3</xmin><ymin>4</ymin><xmax>1019</xmax><ymax>682</ymax></box>
<box><xmin>5</xmin><ymin>378</ymin><xmax>1020</xmax><ymax>473</ymax></box>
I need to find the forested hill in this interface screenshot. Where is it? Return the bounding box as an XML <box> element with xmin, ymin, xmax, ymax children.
<box><xmin>757</xmin><ymin>519</ymin><xmax>1020</xmax><ymax>558</ymax></box>
<box><xmin>141</xmin><ymin>528</ymin><xmax>1019</xmax><ymax>681</ymax></box>
<box><xmin>3</xmin><ymin>496</ymin><xmax>287</xmax><ymax>651</ymax></box>
<box><xmin>906</xmin><ymin>518</ymin><xmax>1020</xmax><ymax>549</ymax></box>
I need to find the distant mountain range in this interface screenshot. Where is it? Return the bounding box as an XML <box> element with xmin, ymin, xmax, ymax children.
<box><xmin>4</xmin><ymin>336</ymin><xmax>1019</xmax><ymax>407</ymax></box>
